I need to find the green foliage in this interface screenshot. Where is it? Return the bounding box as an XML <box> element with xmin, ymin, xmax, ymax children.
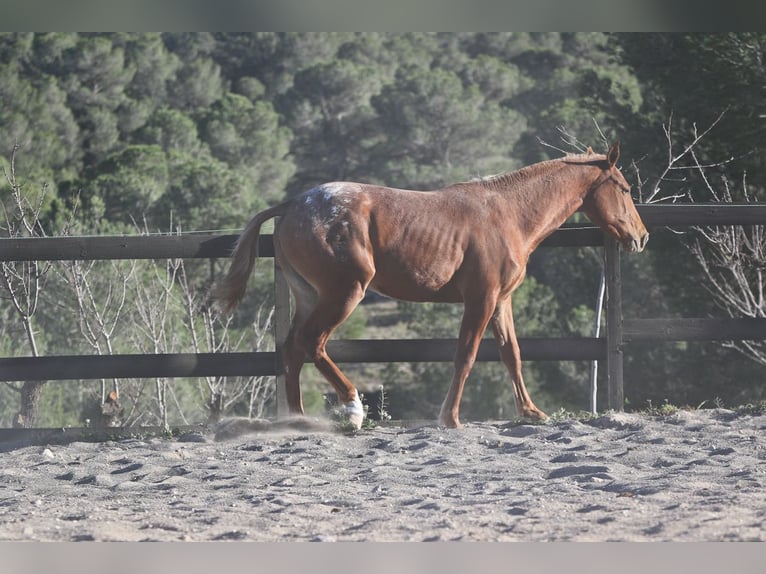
<box><xmin>198</xmin><ymin>93</ymin><xmax>295</xmax><ymax>203</ymax></box>
<box><xmin>282</xmin><ymin>58</ymin><xmax>383</xmax><ymax>193</ymax></box>
<box><xmin>87</xmin><ymin>145</ymin><xmax>169</xmax><ymax>221</ymax></box>
<box><xmin>642</xmin><ymin>399</ymin><xmax>680</xmax><ymax>417</ymax></box>
<box><xmin>152</xmin><ymin>151</ymin><xmax>256</xmax><ymax>230</ymax></box>
<box><xmin>371</xmin><ymin>66</ymin><xmax>525</xmax><ymax>188</ymax></box>
<box><xmin>616</xmin><ymin>33</ymin><xmax>765</xmax><ymax>196</ymax></box>
<box><xmin>135</xmin><ymin>107</ymin><xmax>202</xmax><ymax>153</ymax></box>
<box><xmin>0</xmin><ymin>65</ymin><xmax>79</xmax><ymax>176</ymax></box>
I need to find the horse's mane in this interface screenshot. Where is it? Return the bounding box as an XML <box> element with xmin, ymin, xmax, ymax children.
<box><xmin>468</xmin><ymin>149</ymin><xmax>607</xmax><ymax>191</ymax></box>
<box><xmin>561</xmin><ymin>150</ymin><xmax>608</xmax><ymax>164</ymax></box>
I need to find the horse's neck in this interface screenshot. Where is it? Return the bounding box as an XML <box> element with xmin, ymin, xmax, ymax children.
<box><xmin>491</xmin><ymin>161</ymin><xmax>596</xmax><ymax>250</ymax></box>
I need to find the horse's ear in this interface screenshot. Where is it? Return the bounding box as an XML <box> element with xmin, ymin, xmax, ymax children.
<box><xmin>607</xmin><ymin>141</ymin><xmax>620</xmax><ymax>167</ymax></box>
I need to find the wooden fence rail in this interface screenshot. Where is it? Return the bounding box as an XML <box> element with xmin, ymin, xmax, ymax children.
<box><xmin>2</xmin><ymin>204</ymin><xmax>766</xmax><ymax>424</ymax></box>
<box><xmin>0</xmin><ymin>338</ymin><xmax>608</xmax><ymax>382</ymax></box>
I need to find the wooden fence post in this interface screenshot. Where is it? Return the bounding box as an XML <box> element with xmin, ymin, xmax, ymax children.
<box><xmin>272</xmin><ymin>220</ymin><xmax>290</xmax><ymax>418</ymax></box>
<box><xmin>605</xmin><ymin>237</ymin><xmax>624</xmax><ymax>411</ymax></box>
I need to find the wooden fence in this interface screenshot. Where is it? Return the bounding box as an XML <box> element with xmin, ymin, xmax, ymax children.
<box><xmin>2</xmin><ymin>204</ymin><xmax>766</xmax><ymax>424</ymax></box>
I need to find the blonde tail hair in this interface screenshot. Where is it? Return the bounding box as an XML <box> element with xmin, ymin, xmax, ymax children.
<box><xmin>211</xmin><ymin>201</ymin><xmax>291</xmax><ymax>313</ymax></box>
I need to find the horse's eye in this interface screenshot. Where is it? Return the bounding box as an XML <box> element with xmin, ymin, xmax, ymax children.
<box><xmin>612</xmin><ymin>176</ymin><xmax>631</xmax><ymax>193</ymax></box>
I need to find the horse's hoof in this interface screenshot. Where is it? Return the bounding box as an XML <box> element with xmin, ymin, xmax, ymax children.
<box><xmin>521</xmin><ymin>407</ymin><xmax>548</xmax><ymax>421</ymax></box>
<box><xmin>344</xmin><ymin>395</ymin><xmax>365</xmax><ymax>429</ymax></box>
<box><xmin>438</xmin><ymin>414</ymin><xmax>463</xmax><ymax>429</ymax></box>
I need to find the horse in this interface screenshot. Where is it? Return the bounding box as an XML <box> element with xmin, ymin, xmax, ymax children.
<box><xmin>213</xmin><ymin>142</ymin><xmax>648</xmax><ymax>429</ymax></box>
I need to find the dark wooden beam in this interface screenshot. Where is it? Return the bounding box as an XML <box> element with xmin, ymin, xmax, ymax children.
<box><xmin>624</xmin><ymin>317</ymin><xmax>766</xmax><ymax>342</ymax></box>
<box><xmin>0</xmin><ymin>338</ymin><xmax>606</xmax><ymax>382</ymax></box>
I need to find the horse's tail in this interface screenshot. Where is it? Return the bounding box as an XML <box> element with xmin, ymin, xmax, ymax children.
<box><xmin>212</xmin><ymin>200</ymin><xmax>292</xmax><ymax>313</ymax></box>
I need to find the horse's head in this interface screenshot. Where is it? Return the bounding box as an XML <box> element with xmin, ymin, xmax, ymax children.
<box><xmin>580</xmin><ymin>142</ymin><xmax>649</xmax><ymax>253</ymax></box>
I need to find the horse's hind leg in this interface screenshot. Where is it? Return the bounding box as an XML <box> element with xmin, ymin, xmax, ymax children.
<box><xmin>490</xmin><ymin>297</ymin><xmax>548</xmax><ymax>421</ymax></box>
<box><xmin>280</xmin><ymin>267</ymin><xmax>318</xmax><ymax>416</ymax></box>
<box><xmin>298</xmin><ymin>282</ymin><xmax>368</xmax><ymax>428</ymax></box>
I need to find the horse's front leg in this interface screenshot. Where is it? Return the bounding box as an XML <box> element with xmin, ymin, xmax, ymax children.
<box><xmin>439</xmin><ymin>297</ymin><xmax>497</xmax><ymax>428</ymax></box>
<box><xmin>490</xmin><ymin>297</ymin><xmax>548</xmax><ymax>421</ymax></box>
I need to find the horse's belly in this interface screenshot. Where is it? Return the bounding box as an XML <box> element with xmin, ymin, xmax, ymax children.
<box><xmin>369</xmin><ymin>279</ymin><xmax>463</xmax><ymax>303</ymax></box>
<box><xmin>368</xmin><ymin>258</ymin><xmax>463</xmax><ymax>303</ymax></box>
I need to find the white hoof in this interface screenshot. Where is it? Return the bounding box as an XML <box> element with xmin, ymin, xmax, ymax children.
<box><xmin>344</xmin><ymin>395</ymin><xmax>365</xmax><ymax>429</ymax></box>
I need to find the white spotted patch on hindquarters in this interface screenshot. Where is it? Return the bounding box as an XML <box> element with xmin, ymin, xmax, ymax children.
<box><xmin>302</xmin><ymin>182</ymin><xmax>358</xmax><ymax>222</ymax></box>
<box><xmin>344</xmin><ymin>393</ymin><xmax>365</xmax><ymax>430</ymax></box>
<box><xmin>299</xmin><ymin>183</ymin><xmax>362</xmax><ymax>260</ymax></box>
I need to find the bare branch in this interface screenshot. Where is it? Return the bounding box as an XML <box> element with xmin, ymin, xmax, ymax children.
<box><xmin>687</xmin><ymin>178</ymin><xmax>766</xmax><ymax>365</ymax></box>
<box><xmin>639</xmin><ymin>109</ymin><xmax>742</xmax><ymax>204</ymax></box>
<box><xmin>536</xmin><ymin>136</ymin><xmax>571</xmax><ymax>157</ymax></box>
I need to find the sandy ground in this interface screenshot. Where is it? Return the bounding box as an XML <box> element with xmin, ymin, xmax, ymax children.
<box><xmin>1</xmin><ymin>409</ymin><xmax>765</xmax><ymax>542</ymax></box>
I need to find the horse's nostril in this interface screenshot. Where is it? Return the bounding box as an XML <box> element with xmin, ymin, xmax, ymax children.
<box><xmin>627</xmin><ymin>233</ymin><xmax>649</xmax><ymax>253</ymax></box>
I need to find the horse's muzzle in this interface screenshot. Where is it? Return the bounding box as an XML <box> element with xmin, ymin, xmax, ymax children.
<box><xmin>625</xmin><ymin>232</ymin><xmax>649</xmax><ymax>253</ymax></box>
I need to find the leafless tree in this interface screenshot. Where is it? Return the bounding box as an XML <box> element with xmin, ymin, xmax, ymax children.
<box><xmin>177</xmin><ymin>260</ymin><xmax>275</xmax><ymax>423</ymax></box>
<box><xmin>116</xmin><ymin>253</ymin><xmax>276</xmax><ymax>428</ymax></box>
<box><xmin>125</xmin><ymin>256</ymin><xmax>181</xmax><ymax>427</ymax></box>
<box><xmin>1</xmin><ymin>146</ymin><xmax>54</xmax><ymax>426</ymax></box>
<box><xmin>57</xmin><ymin>259</ymin><xmax>135</xmax><ymax>399</ymax></box>
<box><xmin>637</xmin><ymin>112</ymin><xmax>766</xmax><ymax>368</ymax></box>
<box><xmin>688</xmin><ymin>174</ymin><xmax>765</xmax><ymax>366</ymax></box>
<box><xmin>631</xmin><ymin>110</ymin><xmax>735</xmax><ymax>205</ymax></box>
<box><xmin>2</xmin><ymin>146</ymin><xmax>277</xmax><ymax>428</ymax></box>
<box><xmin>54</xmin><ymin>251</ymin><xmax>276</xmax><ymax>428</ymax></box>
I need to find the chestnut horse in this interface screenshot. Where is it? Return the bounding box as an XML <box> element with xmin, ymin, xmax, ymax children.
<box><xmin>213</xmin><ymin>142</ymin><xmax>648</xmax><ymax>429</ymax></box>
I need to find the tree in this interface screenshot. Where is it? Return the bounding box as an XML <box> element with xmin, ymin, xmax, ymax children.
<box><xmin>371</xmin><ymin>66</ymin><xmax>525</xmax><ymax>189</ymax></box>
<box><xmin>612</xmin><ymin>33</ymin><xmax>766</xmax><ymax>408</ymax></box>
<box><xmin>197</xmin><ymin>93</ymin><xmax>295</xmax><ymax>203</ymax></box>
<box><xmin>163</xmin><ymin>33</ymin><xmax>225</xmax><ymax>111</ymax></box>
<box><xmin>152</xmin><ymin>151</ymin><xmax>261</xmax><ymax>231</ymax></box>
<box><xmin>58</xmin><ymin>35</ymin><xmax>136</xmax><ymax>165</ymax></box>
<box><xmin>647</xmin><ymin>118</ymin><xmax>766</xmax><ymax>374</ymax></box>
<box><xmin>1</xmin><ymin>149</ymin><xmax>54</xmax><ymax>426</ymax></box>
<box><xmin>689</xmin><ymin>183</ymin><xmax>766</xmax><ymax>369</ymax></box>
<box><xmin>0</xmin><ymin>64</ymin><xmax>79</xmax><ymax>177</ymax></box>
<box><xmin>616</xmin><ymin>33</ymin><xmax>765</xmax><ymax>192</ymax></box>
<box><xmin>170</xmin><ymin>58</ymin><xmax>225</xmax><ymax>111</ymax></box>
<box><xmin>85</xmin><ymin>145</ymin><xmax>168</xmax><ymax>223</ymax></box>
<box><xmin>135</xmin><ymin>106</ymin><xmax>204</xmax><ymax>153</ymax></box>
<box><xmin>281</xmin><ymin>58</ymin><xmax>383</xmax><ymax>194</ymax></box>
<box><xmin>120</xmin><ymin>33</ymin><xmax>180</xmax><ymax>104</ymax></box>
